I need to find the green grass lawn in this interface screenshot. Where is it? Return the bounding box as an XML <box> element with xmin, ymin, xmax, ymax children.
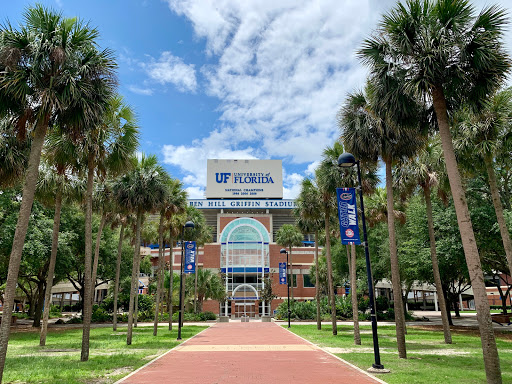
<box><xmin>286</xmin><ymin>324</ymin><xmax>512</xmax><ymax>384</ymax></box>
<box><xmin>4</xmin><ymin>325</ymin><xmax>206</xmax><ymax>384</ymax></box>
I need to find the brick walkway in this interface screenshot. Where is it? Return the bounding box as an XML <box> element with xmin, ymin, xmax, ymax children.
<box><xmin>117</xmin><ymin>322</ymin><xmax>386</xmax><ymax>384</ymax></box>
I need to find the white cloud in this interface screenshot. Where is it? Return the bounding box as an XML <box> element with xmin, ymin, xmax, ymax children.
<box><xmin>162</xmin><ymin>139</ymin><xmax>257</xmax><ymax>187</ymax></box>
<box><xmin>185</xmin><ymin>186</ymin><xmax>205</xmax><ymax>199</ymax></box>
<box><xmin>143</xmin><ymin>51</ymin><xmax>197</xmax><ymax>93</ymax></box>
<box><xmin>283</xmin><ymin>171</ymin><xmax>304</xmax><ymax>199</ymax></box>
<box><xmin>162</xmin><ymin>0</ymin><xmax>385</xmax><ymax>186</ymax></box>
<box><xmin>128</xmin><ymin>85</ymin><xmax>153</xmax><ymax>96</ymax></box>
<box><xmin>164</xmin><ymin>0</ymin><xmax>511</xmax><ymax>193</ymax></box>
<box><xmin>305</xmin><ymin>161</ymin><xmax>320</xmax><ymax>176</ymax></box>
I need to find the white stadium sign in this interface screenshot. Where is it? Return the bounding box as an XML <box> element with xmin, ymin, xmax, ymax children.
<box><xmin>206</xmin><ymin>159</ymin><xmax>283</xmax><ymax>199</ymax></box>
<box><xmin>189</xmin><ymin>199</ymin><xmax>296</xmax><ymax>209</ymax></box>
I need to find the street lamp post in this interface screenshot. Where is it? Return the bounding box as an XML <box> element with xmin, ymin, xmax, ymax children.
<box><xmin>177</xmin><ymin>220</ymin><xmax>195</xmax><ymax>341</ymax></box>
<box><xmin>280</xmin><ymin>248</ymin><xmax>291</xmax><ymax>328</ymax></box>
<box><xmin>338</xmin><ymin>153</ymin><xmax>386</xmax><ymax>371</ymax></box>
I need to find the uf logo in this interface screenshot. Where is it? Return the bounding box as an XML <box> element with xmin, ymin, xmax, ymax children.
<box><xmin>216</xmin><ymin>173</ymin><xmax>230</xmax><ymax>183</ymax></box>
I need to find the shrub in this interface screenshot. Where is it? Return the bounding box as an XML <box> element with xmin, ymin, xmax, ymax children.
<box><xmin>92</xmin><ymin>306</ymin><xmax>112</xmax><ymax>323</ymax></box>
<box><xmin>376</xmin><ymin>296</ymin><xmax>390</xmax><ymax>311</ymax></box>
<box><xmin>49</xmin><ymin>304</ymin><xmax>62</xmax><ymax>318</ymax></box>
<box><xmin>198</xmin><ymin>311</ymin><xmax>216</xmax><ymax>321</ymax></box>
<box><xmin>137</xmin><ymin>294</ymin><xmax>154</xmax><ymax>312</ymax></box>
<box><xmin>66</xmin><ymin>316</ymin><xmax>83</xmax><ymax>324</ymax></box>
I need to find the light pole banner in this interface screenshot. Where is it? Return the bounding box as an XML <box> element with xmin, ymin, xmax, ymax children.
<box><xmin>279</xmin><ymin>262</ymin><xmax>287</xmax><ymax>285</ymax></box>
<box><xmin>336</xmin><ymin>188</ymin><xmax>361</xmax><ymax>245</ymax></box>
<box><xmin>184</xmin><ymin>241</ymin><xmax>196</xmax><ymax>274</ymax></box>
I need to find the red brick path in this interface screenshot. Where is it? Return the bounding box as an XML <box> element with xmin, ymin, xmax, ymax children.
<box><xmin>118</xmin><ymin>322</ymin><xmax>385</xmax><ymax>384</ymax></box>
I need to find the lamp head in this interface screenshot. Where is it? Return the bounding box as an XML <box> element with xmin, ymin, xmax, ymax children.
<box><xmin>184</xmin><ymin>221</ymin><xmax>195</xmax><ymax>229</ymax></box>
<box><xmin>338</xmin><ymin>153</ymin><xmax>356</xmax><ymax>168</ymax></box>
<box><xmin>280</xmin><ymin>248</ymin><xmax>287</xmax><ymax>254</ymax></box>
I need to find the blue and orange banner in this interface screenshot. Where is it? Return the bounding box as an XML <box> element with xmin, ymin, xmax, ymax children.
<box><xmin>336</xmin><ymin>188</ymin><xmax>361</xmax><ymax>245</ymax></box>
<box><xmin>184</xmin><ymin>241</ymin><xmax>196</xmax><ymax>274</ymax></box>
<box><xmin>279</xmin><ymin>262</ymin><xmax>287</xmax><ymax>285</ymax></box>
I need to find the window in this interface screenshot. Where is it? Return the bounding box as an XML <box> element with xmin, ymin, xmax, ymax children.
<box><xmin>303</xmin><ymin>274</ymin><xmax>315</xmax><ymax>288</ymax></box>
<box><xmin>292</xmin><ymin>274</ymin><xmax>297</xmax><ymax>288</ymax></box>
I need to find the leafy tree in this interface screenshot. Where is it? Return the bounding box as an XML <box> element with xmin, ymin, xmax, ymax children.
<box><xmin>360</xmin><ymin>0</ymin><xmax>511</xmax><ymax>379</ymax></box>
<box><xmin>0</xmin><ymin>4</ymin><xmax>116</xmax><ymax>371</ymax></box>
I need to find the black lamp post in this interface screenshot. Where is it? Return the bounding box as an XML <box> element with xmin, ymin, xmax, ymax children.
<box><xmin>338</xmin><ymin>153</ymin><xmax>385</xmax><ymax>371</ymax></box>
<box><xmin>280</xmin><ymin>248</ymin><xmax>291</xmax><ymax>328</ymax></box>
<box><xmin>177</xmin><ymin>220</ymin><xmax>194</xmax><ymax>340</ymax></box>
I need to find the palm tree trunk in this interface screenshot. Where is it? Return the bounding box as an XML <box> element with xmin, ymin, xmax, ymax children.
<box><xmin>127</xmin><ymin>209</ymin><xmax>143</xmax><ymax>345</ymax></box>
<box><xmin>423</xmin><ymin>185</ymin><xmax>452</xmax><ymax>344</ymax></box>
<box><xmin>81</xmin><ymin>154</ymin><xmax>95</xmax><ymax>361</ymax></box>
<box><xmin>113</xmin><ymin>221</ymin><xmax>125</xmax><ymax>331</ymax></box>
<box><xmin>314</xmin><ymin>231</ymin><xmax>321</xmax><ymax>330</ymax></box>
<box><xmin>384</xmin><ymin>158</ymin><xmax>407</xmax><ymax>359</ymax></box>
<box><xmin>433</xmin><ymin>85</ymin><xmax>501</xmax><ymax>383</ymax></box>
<box><xmin>0</xmin><ymin>120</ymin><xmax>47</xmax><ymax>381</ymax></box>
<box><xmin>350</xmin><ymin>243</ymin><xmax>361</xmax><ymax>345</ymax></box>
<box><xmin>168</xmin><ymin>235</ymin><xmax>174</xmax><ymax>331</ymax></box>
<box><xmin>289</xmin><ymin>247</ymin><xmax>294</xmax><ymax>301</ymax></box>
<box><xmin>91</xmin><ymin>211</ymin><xmax>107</xmax><ymax>305</ymax></box>
<box><xmin>40</xmin><ymin>185</ymin><xmax>64</xmax><ymax>346</ymax></box>
<box><xmin>484</xmin><ymin>154</ymin><xmax>512</xmax><ymax>279</ymax></box>
<box><xmin>134</xmin><ymin>279</ymin><xmax>139</xmax><ymax>327</ymax></box>
<box><xmin>324</xmin><ymin>208</ymin><xmax>337</xmax><ymax>335</ymax></box>
<box><xmin>194</xmin><ymin>266</ymin><xmax>198</xmax><ymax>313</ymax></box>
<box><xmin>154</xmin><ymin>214</ymin><xmax>165</xmax><ymax>336</ymax></box>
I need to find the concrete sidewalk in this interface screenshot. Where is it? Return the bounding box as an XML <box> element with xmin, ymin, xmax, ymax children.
<box><xmin>117</xmin><ymin>322</ymin><xmax>387</xmax><ymax>384</ymax></box>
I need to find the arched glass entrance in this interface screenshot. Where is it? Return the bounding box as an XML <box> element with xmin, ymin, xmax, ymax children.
<box><xmin>220</xmin><ymin>218</ymin><xmax>270</xmax><ymax>317</ymax></box>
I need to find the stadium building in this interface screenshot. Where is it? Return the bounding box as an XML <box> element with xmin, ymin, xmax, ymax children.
<box><xmin>151</xmin><ymin>159</ymin><xmax>317</xmax><ymax>318</ymax></box>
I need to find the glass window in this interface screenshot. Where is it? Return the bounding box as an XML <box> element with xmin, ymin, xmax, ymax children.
<box><xmin>292</xmin><ymin>274</ymin><xmax>297</xmax><ymax>288</ymax></box>
<box><xmin>303</xmin><ymin>274</ymin><xmax>315</xmax><ymax>288</ymax></box>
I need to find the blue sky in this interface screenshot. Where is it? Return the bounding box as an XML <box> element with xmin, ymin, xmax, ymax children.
<box><xmin>2</xmin><ymin>0</ymin><xmax>511</xmax><ymax>198</ymax></box>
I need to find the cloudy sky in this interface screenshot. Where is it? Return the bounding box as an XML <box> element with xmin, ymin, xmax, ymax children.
<box><xmin>3</xmin><ymin>0</ymin><xmax>511</xmax><ymax>198</ymax></box>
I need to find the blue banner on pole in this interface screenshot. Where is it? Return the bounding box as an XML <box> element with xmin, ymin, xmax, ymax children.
<box><xmin>279</xmin><ymin>262</ymin><xmax>287</xmax><ymax>285</ymax></box>
<box><xmin>336</xmin><ymin>188</ymin><xmax>361</xmax><ymax>245</ymax></box>
<box><xmin>184</xmin><ymin>241</ymin><xmax>196</xmax><ymax>274</ymax></box>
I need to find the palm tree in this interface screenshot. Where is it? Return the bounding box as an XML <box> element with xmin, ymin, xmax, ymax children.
<box><xmin>37</xmin><ymin>155</ymin><xmax>83</xmax><ymax>346</ymax></box>
<box><xmin>315</xmin><ymin>141</ymin><xmax>346</xmax><ymax>335</ymax></box>
<box><xmin>183</xmin><ymin>205</ymin><xmax>212</xmax><ymax>322</ymax></box>
<box><xmin>113</xmin><ymin>154</ymin><xmax>169</xmax><ymax>345</ymax></box>
<box><xmin>166</xmin><ymin>214</ymin><xmax>186</xmax><ymax>330</ymax></box>
<box><xmin>340</xmin><ymin>81</ymin><xmax>423</xmax><ymax>358</ymax></box>
<box><xmin>394</xmin><ymin>137</ymin><xmax>452</xmax><ymax>344</ymax></box>
<box><xmin>294</xmin><ymin>178</ymin><xmax>324</xmax><ymax>330</ymax></box>
<box><xmin>455</xmin><ymin>88</ymin><xmax>512</xmax><ymax>280</ymax></box>
<box><xmin>194</xmin><ymin>269</ymin><xmax>226</xmax><ymax>312</ymax></box>
<box><xmin>360</xmin><ymin>1</ymin><xmax>510</xmax><ymax>379</ymax></box>
<box><xmin>75</xmin><ymin>95</ymin><xmax>138</xmax><ymax>360</ymax></box>
<box><xmin>275</xmin><ymin>224</ymin><xmax>303</xmax><ymax>301</ymax></box>
<box><xmin>153</xmin><ymin>178</ymin><xmax>187</xmax><ymax>334</ymax></box>
<box><xmin>0</xmin><ymin>118</ymin><xmax>30</xmax><ymax>188</ymax></box>
<box><xmin>0</xmin><ymin>5</ymin><xmax>116</xmax><ymax>374</ymax></box>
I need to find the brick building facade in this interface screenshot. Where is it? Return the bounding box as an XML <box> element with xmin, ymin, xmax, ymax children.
<box><xmin>150</xmin><ymin>210</ymin><xmax>317</xmax><ymax>318</ymax></box>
